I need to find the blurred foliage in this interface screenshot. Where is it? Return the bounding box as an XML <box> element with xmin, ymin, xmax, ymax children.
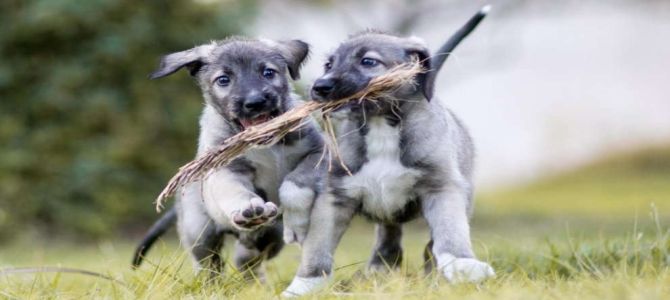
<box><xmin>478</xmin><ymin>145</ymin><xmax>670</xmax><ymax>219</ymax></box>
<box><xmin>0</xmin><ymin>0</ymin><xmax>257</xmax><ymax>240</ymax></box>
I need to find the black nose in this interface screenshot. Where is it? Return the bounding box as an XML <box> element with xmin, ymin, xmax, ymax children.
<box><xmin>243</xmin><ymin>93</ymin><xmax>270</xmax><ymax>112</ymax></box>
<box><xmin>312</xmin><ymin>79</ymin><xmax>335</xmax><ymax>97</ymax></box>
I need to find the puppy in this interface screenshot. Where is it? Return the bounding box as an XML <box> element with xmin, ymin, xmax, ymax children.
<box><xmin>283</xmin><ymin>7</ymin><xmax>493</xmax><ymax>296</ymax></box>
<box><xmin>138</xmin><ymin>37</ymin><xmax>324</xmax><ymax>278</ymax></box>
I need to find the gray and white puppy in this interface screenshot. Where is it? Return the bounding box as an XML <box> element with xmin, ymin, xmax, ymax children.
<box><xmin>143</xmin><ymin>37</ymin><xmax>324</xmax><ymax>278</ymax></box>
<box><xmin>283</xmin><ymin>7</ymin><xmax>493</xmax><ymax>296</ymax></box>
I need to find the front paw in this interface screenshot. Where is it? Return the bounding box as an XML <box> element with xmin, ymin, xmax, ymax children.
<box><xmin>281</xmin><ymin>276</ymin><xmax>331</xmax><ymax>297</ymax></box>
<box><xmin>230</xmin><ymin>198</ymin><xmax>278</xmax><ymax>231</ymax></box>
<box><xmin>440</xmin><ymin>258</ymin><xmax>495</xmax><ymax>283</ymax></box>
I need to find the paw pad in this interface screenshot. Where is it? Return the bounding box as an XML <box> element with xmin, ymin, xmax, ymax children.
<box><xmin>231</xmin><ymin>199</ymin><xmax>278</xmax><ymax>230</ymax></box>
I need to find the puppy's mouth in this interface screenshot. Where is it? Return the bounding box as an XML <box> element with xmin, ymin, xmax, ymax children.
<box><xmin>310</xmin><ymin>80</ymin><xmax>369</xmax><ymax>102</ymax></box>
<box><xmin>236</xmin><ymin>111</ymin><xmax>278</xmax><ymax>130</ymax></box>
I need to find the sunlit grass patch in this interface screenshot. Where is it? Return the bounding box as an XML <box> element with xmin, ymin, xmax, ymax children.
<box><xmin>2</xmin><ymin>146</ymin><xmax>669</xmax><ymax>298</ymax></box>
<box><xmin>1</xmin><ymin>213</ymin><xmax>668</xmax><ymax>299</ymax></box>
<box><xmin>478</xmin><ymin>145</ymin><xmax>670</xmax><ymax>218</ymax></box>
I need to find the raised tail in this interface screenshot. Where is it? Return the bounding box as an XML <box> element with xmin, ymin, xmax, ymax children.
<box><xmin>424</xmin><ymin>5</ymin><xmax>490</xmax><ymax>95</ymax></box>
<box><xmin>131</xmin><ymin>206</ymin><xmax>177</xmax><ymax>268</ymax></box>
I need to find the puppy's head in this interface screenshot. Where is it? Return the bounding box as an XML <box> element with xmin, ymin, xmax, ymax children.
<box><xmin>311</xmin><ymin>30</ymin><xmax>432</xmax><ymax>102</ymax></box>
<box><xmin>151</xmin><ymin>37</ymin><xmax>309</xmax><ymax>129</ymax></box>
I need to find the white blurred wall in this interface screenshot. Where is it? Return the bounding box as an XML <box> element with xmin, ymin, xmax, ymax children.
<box><xmin>251</xmin><ymin>0</ymin><xmax>670</xmax><ymax>188</ymax></box>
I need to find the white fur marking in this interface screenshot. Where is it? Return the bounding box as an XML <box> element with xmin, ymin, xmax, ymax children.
<box><xmin>279</xmin><ymin>181</ymin><xmax>314</xmax><ymax>208</ymax></box>
<box><xmin>437</xmin><ymin>253</ymin><xmax>495</xmax><ymax>283</ymax></box>
<box><xmin>201</xmin><ymin>169</ymin><xmax>253</xmax><ymax>225</ymax></box>
<box><xmin>279</xmin><ymin>181</ymin><xmax>315</xmax><ymax>244</ymax></box>
<box><xmin>282</xmin><ymin>275</ymin><xmax>331</xmax><ymax>297</ymax></box>
<box><xmin>343</xmin><ymin>117</ymin><xmax>421</xmax><ymax>220</ymax></box>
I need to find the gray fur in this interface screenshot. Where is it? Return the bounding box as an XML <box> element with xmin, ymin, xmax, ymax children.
<box><xmin>285</xmin><ymin>7</ymin><xmax>493</xmax><ymax>296</ymax></box>
<box><xmin>146</xmin><ymin>37</ymin><xmax>325</xmax><ymax>278</ymax></box>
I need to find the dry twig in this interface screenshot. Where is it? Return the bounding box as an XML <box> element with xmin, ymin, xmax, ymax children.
<box><xmin>155</xmin><ymin>60</ymin><xmax>423</xmax><ymax>211</ymax></box>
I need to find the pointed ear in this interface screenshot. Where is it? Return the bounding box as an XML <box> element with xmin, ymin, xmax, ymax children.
<box><xmin>149</xmin><ymin>44</ymin><xmax>213</xmax><ymax>79</ymax></box>
<box><xmin>404</xmin><ymin>37</ymin><xmax>433</xmax><ymax>101</ymax></box>
<box><xmin>273</xmin><ymin>39</ymin><xmax>310</xmax><ymax>80</ymax></box>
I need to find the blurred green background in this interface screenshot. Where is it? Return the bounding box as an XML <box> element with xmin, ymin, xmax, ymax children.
<box><xmin>0</xmin><ymin>0</ymin><xmax>256</xmax><ymax>240</ymax></box>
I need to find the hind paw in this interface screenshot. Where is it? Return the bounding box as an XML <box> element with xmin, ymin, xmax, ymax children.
<box><xmin>440</xmin><ymin>257</ymin><xmax>495</xmax><ymax>283</ymax></box>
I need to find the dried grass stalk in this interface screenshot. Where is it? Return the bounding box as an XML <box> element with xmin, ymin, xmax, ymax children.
<box><xmin>155</xmin><ymin>60</ymin><xmax>423</xmax><ymax>211</ymax></box>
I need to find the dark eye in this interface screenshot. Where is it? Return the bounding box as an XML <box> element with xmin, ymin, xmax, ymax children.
<box><xmin>324</xmin><ymin>62</ymin><xmax>332</xmax><ymax>71</ymax></box>
<box><xmin>215</xmin><ymin>75</ymin><xmax>230</xmax><ymax>87</ymax></box>
<box><xmin>361</xmin><ymin>57</ymin><xmax>378</xmax><ymax>66</ymax></box>
<box><xmin>262</xmin><ymin>68</ymin><xmax>276</xmax><ymax>79</ymax></box>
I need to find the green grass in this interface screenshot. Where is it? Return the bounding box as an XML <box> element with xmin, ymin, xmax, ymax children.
<box><xmin>479</xmin><ymin>146</ymin><xmax>670</xmax><ymax>218</ymax></box>
<box><xmin>1</xmin><ymin>220</ymin><xmax>668</xmax><ymax>299</ymax></box>
<box><xmin>1</xmin><ymin>146</ymin><xmax>669</xmax><ymax>299</ymax></box>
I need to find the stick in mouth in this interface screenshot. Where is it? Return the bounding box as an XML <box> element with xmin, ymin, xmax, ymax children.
<box><xmin>239</xmin><ymin>113</ymin><xmax>272</xmax><ymax>129</ymax></box>
<box><xmin>154</xmin><ymin>60</ymin><xmax>424</xmax><ymax>211</ymax></box>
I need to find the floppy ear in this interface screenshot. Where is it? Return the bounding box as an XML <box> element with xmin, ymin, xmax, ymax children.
<box><xmin>274</xmin><ymin>39</ymin><xmax>310</xmax><ymax>80</ymax></box>
<box><xmin>404</xmin><ymin>38</ymin><xmax>433</xmax><ymax>101</ymax></box>
<box><xmin>149</xmin><ymin>45</ymin><xmax>212</xmax><ymax>79</ymax></box>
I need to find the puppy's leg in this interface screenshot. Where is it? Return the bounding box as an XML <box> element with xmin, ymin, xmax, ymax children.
<box><xmin>282</xmin><ymin>192</ymin><xmax>357</xmax><ymax>297</ymax></box>
<box><xmin>279</xmin><ymin>180</ymin><xmax>315</xmax><ymax>244</ymax></box>
<box><xmin>279</xmin><ymin>142</ymin><xmax>325</xmax><ymax>244</ymax></box>
<box><xmin>233</xmin><ymin>223</ymin><xmax>284</xmax><ymax>282</ymax></box>
<box><xmin>423</xmin><ymin>239</ymin><xmax>435</xmax><ymax>274</ymax></box>
<box><xmin>421</xmin><ymin>186</ymin><xmax>494</xmax><ymax>283</ymax></box>
<box><xmin>202</xmin><ymin>168</ymin><xmax>278</xmax><ymax>231</ymax></box>
<box><xmin>233</xmin><ymin>240</ymin><xmax>263</xmax><ymax>281</ymax></box>
<box><xmin>367</xmin><ymin>224</ymin><xmax>403</xmax><ymax>272</ymax></box>
<box><xmin>176</xmin><ymin>183</ymin><xmax>224</xmax><ymax>275</ymax></box>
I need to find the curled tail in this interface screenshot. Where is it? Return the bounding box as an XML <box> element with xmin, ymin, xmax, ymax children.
<box><xmin>131</xmin><ymin>206</ymin><xmax>177</xmax><ymax>268</ymax></box>
<box><xmin>424</xmin><ymin>5</ymin><xmax>490</xmax><ymax>95</ymax></box>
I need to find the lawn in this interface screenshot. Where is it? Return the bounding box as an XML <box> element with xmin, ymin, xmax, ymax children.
<box><xmin>1</xmin><ymin>147</ymin><xmax>669</xmax><ymax>299</ymax></box>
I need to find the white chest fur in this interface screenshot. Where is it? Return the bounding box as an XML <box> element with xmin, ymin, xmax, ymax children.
<box><xmin>343</xmin><ymin>117</ymin><xmax>421</xmax><ymax>220</ymax></box>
